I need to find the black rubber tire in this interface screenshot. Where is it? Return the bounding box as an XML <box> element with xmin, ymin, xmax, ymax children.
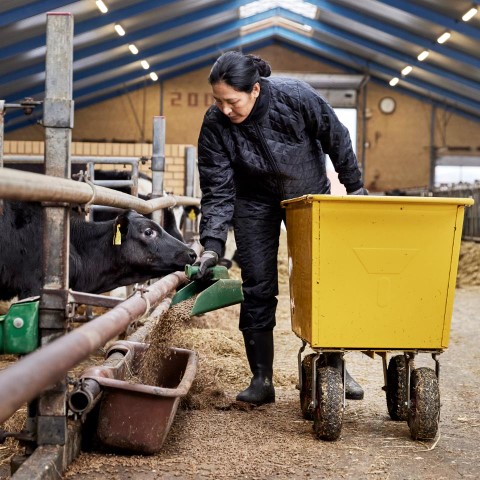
<box><xmin>313</xmin><ymin>366</ymin><xmax>344</xmax><ymax>441</ymax></box>
<box><xmin>300</xmin><ymin>354</ymin><xmax>316</xmax><ymax>420</ymax></box>
<box><xmin>386</xmin><ymin>355</ymin><xmax>413</xmax><ymax>421</ymax></box>
<box><xmin>408</xmin><ymin>367</ymin><xmax>440</xmax><ymax>440</ymax></box>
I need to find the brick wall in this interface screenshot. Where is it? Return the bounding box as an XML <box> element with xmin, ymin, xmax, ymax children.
<box><xmin>2</xmin><ymin>141</ymin><xmax>193</xmax><ymax>196</ymax></box>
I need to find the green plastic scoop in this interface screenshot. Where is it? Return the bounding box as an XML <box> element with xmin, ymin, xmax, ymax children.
<box><xmin>171</xmin><ymin>265</ymin><xmax>244</xmax><ymax>316</ymax></box>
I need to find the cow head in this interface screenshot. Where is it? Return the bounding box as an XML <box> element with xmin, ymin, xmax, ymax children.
<box><xmin>113</xmin><ymin>211</ymin><xmax>197</xmax><ymax>276</ymax></box>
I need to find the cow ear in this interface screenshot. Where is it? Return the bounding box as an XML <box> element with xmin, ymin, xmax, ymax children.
<box><xmin>112</xmin><ymin>212</ymin><xmax>130</xmax><ymax>245</ymax></box>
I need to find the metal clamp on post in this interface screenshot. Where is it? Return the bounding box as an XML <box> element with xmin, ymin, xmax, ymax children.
<box><xmin>42</xmin><ymin>98</ymin><xmax>75</xmax><ymax>128</ymax></box>
<box><xmin>39</xmin><ymin>288</ymin><xmax>71</xmax><ymax>329</ymax></box>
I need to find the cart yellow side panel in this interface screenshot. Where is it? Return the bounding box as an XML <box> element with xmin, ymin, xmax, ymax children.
<box><xmin>441</xmin><ymin>206</ymin><xmax>465</xmax><ymax>347</ymax></box>
<box><xmin>286</xmin><ymin>202</ymin><xmax>314</xmax><ymax>345</ymax></box>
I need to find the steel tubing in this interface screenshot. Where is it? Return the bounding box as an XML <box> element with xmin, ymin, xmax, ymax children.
<box><xmin>0</xmin><ymin>271</ymin><xmax>187</xmax><ymax>424</ymax></box>
<box><xmin>68</xmin><ymin>295</ymin><xmax>174</xmax><ymax>415</ymax></box>
<box><xmin>3</xmin><ymin>155</ymin><xmax>143</xmax><ymax>164</ymax></box>
<box><xmin>0</xmin><ymin>167</ymin><xmax>199</xmax><ymax>212</ymax></box>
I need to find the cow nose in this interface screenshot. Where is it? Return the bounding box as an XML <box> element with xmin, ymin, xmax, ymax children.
<box><xmin>188</xmin><ymin>249</ymin><xmax>197</xmax><ymax>263</ymax></box>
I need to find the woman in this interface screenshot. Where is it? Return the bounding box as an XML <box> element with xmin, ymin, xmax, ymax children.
<box><xmin>195</xmin><ymin>51</ymin><xmax>367</xmax><ymax>405</ymax></box>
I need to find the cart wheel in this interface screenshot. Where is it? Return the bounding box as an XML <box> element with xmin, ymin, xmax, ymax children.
<box><xmin>300</xmin><ymin>354</ymin><xmax>316</xmax><ymax>420</ymax></box>
<box><xmin>313</xmin><ymin>366</ymin><xmax>343</xmax><ymax>441</ymax></box>
<box><xmin>408</xmin><ymin>368</ymin><xmax>440</xmax><ymax>440</ymax></box>
<box><xmin>386</xmin><ymin>355</ymin><xmax>413</xmax><ymax>421</ymax></box>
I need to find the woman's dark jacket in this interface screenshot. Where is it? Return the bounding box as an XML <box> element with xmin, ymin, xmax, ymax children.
<box><xmin>197</xmin><ymin>76</ymin><xmax>363</xmax><ymax>252</ymax></box>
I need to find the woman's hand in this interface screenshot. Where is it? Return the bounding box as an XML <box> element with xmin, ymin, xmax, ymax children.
<box><xmin>193</xmin><ymin>250</ymin><xmax>219</xmax><ymax>280</ymax></box>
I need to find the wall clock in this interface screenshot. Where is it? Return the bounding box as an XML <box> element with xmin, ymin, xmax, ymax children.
<box><xmin>379</xmin><ymin>96</ymin><xmax>396</xmax><ymax>114</ymax></box>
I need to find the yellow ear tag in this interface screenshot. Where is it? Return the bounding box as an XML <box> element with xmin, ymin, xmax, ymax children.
<box><xmin>113</xmin><ymin>224</ymin><xmax>122</xmax><ymax>245</ymax></box>
<box><xmin>188</xmin><ymin>209</ymin><xmax>197</xmax><ymax>221</ymax></box>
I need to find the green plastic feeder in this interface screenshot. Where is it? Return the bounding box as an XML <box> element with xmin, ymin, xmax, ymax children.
<box><xmin>171</xmin><ymin>265</ymin><xmax>244</xmax><ymax>316</ymax></box>
<box><xmin>0</xmin><ymin>299</ymin><xmax>39</xmax><ymax>354</ymax></box>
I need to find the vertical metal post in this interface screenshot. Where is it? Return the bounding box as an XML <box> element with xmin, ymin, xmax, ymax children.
<box><xmin>38</xmin><ymin>12</ymin><xmax>74</xmax><ymax>446</ymax></box>
<box><xmin>429</xmin><ymin>104</ymin><xmax>437</xmax><ymax>192</ymax></box>
<box><xmin>184</xmin><ymin>146</ymin><xmax>198</xmax><ymax>242</ymax></box>
<box><xmin>151</xmin><ymin>116</ymin><xmax>165</xmax><ymax>225</ymax></box>
<box><xmin>184</xmin><ymin>146</ymin><xmax>196</xmax><ymax>199</ymax></box>
<box><xmin>0</xmin><ymin>100</ymin><xmax>5</xmax><ymax>169</ymax></box>
<box><xmin>360</xmin><ymin>76</ymin><xmax>369</xmax><ymax>184</ymax></box>
<box><xmin>131</xmin><ymin>159</ymin><xmax>139</xmax><ymax>197</ymax></box>
<box><xmin>0</xmin><ymin>100</ymin><xmax>5</xmax><ymax>215</ymax></box>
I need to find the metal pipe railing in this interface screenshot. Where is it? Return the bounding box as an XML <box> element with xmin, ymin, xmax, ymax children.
<box><xmin>3</xmin><ymin>155</ymin><xmax>144</xmax><ymax>164</ymax></box>
<box><xmin>0</xmin><ymin>167</ymin><xmax>200</xmax><ymax>212</ymax></box>
<box><xmin>0</xmin><ymin>271</ymin><xmax>187</xmax><ymax>424</ymax></box>
<box><xmin>67</xmin><ymin>295</ymin><xmax>173</xmax><ymax>414</ymax></box>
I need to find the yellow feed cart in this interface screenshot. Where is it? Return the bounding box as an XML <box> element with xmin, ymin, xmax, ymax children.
<box><xmin>282</xmin><ymin>194</ymin><xmax>474</xmax><ymax>441</ymax></box>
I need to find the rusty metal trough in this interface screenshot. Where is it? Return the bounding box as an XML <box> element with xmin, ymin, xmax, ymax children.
<box><xmin>78</xmin><ymin>341</ymin><xmax>198</xmax><ymax>454</ymax></box>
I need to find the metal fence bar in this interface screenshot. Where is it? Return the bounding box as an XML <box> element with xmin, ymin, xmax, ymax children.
<box><xmin>3</xmin><ymin>155</ymin><xmax>144</xmax><ymax>164</ymax></box>
<box><xmin>433</xmin><ymin>185</ymin><xmax>480</xmax><ymax>239</ymax></box>
<box><xmin>0</xmin><ymin>167</ymin><xmax>199</xmax><ymax>212</ymax></box>
<box><xmin>0</xmin><ymin>272</ymin><xmax>187</xmax><ymax>425</ymax></box>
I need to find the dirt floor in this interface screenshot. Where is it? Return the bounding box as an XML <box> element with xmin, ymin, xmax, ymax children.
<box><xmin>1</xmin><ymin>236</ymin><xmax>480</xmax><ymax>479</ymax></box>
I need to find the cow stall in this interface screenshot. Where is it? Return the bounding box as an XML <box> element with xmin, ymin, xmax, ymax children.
<box><xmin>0</xmin><ymin>13</ymin><xmax>205</xmax><ymax>479</ymax></box>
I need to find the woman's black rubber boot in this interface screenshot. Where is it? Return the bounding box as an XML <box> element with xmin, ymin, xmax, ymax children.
<box><xmin>326</xmin><ymin>352</ymin><xmax>364</xmax><ymax>400</ymax></box>
<box><xmin>236</xmin><ymin>330</ymin><xmax>275</xmax><ymax>405</ymax></box>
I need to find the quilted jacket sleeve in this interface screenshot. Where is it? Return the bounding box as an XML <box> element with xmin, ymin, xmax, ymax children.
<box><xmin>299</xmin><ymin>83</ymin><xmax>363</xmax><ymax>193</ymax></box>
<box><xmin>197</xmin><ymin>111</ymin><xmax>236</xmax><ymax>250</ymax></box>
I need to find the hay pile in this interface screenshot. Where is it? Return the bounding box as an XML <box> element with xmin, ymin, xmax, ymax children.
<box><xmin>457</xmin><ymin>241</ymin><xmax>480</xmax><ymax>287</ymax></box>
<box><xmin>139</xmin><ymin>297</ymin><xmax>196</xmax><ymax>386</ymax></box>
<box><xmin>137</xmin><ymin>296</ymin><xmax>250</xmax><ymax>410</ymax></box>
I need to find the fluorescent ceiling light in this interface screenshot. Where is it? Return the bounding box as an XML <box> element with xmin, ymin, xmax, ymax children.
<box><xmin>141</xmin><ymin>60</ymin><xmax>150</xmax><ymax>70</ymax></box>
<box><xmin>128</xmin><ymin>44</ymin><xmax>139</xmax><ymax>54</ymax></box>
<box><xmin>240</xmin><ymin>0</ymin><xmax>317</xmax><ymax>19</ymax></box>
<box><xmin>401</xmin><ymin>65</ymin><xmax>413</xmax><ymax>76</ymax></box>
<box><xmin>150</xmin><ymin>72</ymin><xmax>159</xmax><ymax>81</ymax></box>
<box><xmin>389</xmin><ymin>77</ymin><xmax>399</xmax><ymax>87</ymax></box>
<box><xmin>114</xmin><ymin>24</ymin><xmax>125</xmax><ymax>36</ymax></box>
<box><xmin>417</xmin><ymin>50</ymin><xmax>429</xmax><ymax>61</ymax></box>
<box><xmin>437</xmin><ymin>31</ymin><xmax>451</xmax><ymax>44</ymax></box>
<box><xmin>462</xmin><ymin>7</ymin><xmax>478</xmax><ymax>22</ymax></box>
<box><xmin>95</xmin><ymin>0</ymin><xmax>108</xmax><ymax>14</ymax></box>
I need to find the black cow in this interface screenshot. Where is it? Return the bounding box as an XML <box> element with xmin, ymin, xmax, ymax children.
<box><xmin>0</xmin><ymin>201</ymin><xmax>197</xmax><ymax>300</ymax></box>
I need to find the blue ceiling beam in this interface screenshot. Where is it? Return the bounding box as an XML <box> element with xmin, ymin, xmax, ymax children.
<box><xmin>73</xmin><ymin>27</ymin><xmax>279</xmax><ymax>98</ymax></box>
<box><xmin>64</xmin><ymin>10</ymin><xmax>278</xmax><ymax>83</ymax></box>
<box><xmin>3</xmin><ymin>28</ymin><xmax>278</xmax><ymax>129</ymax></box>
<box><xmin>76</xmin><ymin>0</ymin><xmax>251</xmax><ymax>60</ymax></box>
<box><xmin>277</xmin><ymin>27</ymin><xmax>480</xmax><ymax>112</ymax></box>
<box><xmin>0</xmin><ymin>0</ymin><xmax>73</xmax><ymax>27</ymax></box>
<box><xmin>7</xmin><ymin>3</ymin><xmax>475</xmax><ymax>103</ymax></box>
<box><xmin>2</xmin><ymin>9</ymin><xmax>272</xmax><ymax>95</ymax></box>
<box><xmin>281</xmin><ymin>41</ymin><xmax>480</xmax><ymax>125</ymax></box>
<box><xmin>0</xmin><ymin>0</ymin><xmax>253</xmax><ymax>85</ymax></box>
<box><xmin>380</xmin><ymin>0</ymin><xmax>480</xmax><ymax>40</ymax></box>
<box><xmin>5</xmin><ymin>25</ymin><xmax>479</xmax><ymax>133</ymax></box>
<box><xmin>6</xmin><ymin>18</ymin><xmax>479</xmax><ymax>118</ymax></box>
<box><xmin>310</xmin><ymin>0</ymin><xmax>480</xmax><ymax>69</ymax></box>
<box><xmin>0</xmin><ymin>0</ymin><xmax>179</xmax><ymax>60</ymax></box>
<box><xmin>279</xmin><ymin>9</ymin><xmax>480</xmax><ymax>93</ymax></box>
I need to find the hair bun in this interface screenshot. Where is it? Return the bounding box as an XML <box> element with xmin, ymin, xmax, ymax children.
<box><xmin>246</xmin><ymin>54</ymin><xmax>272</xmax><ymax>77</ymax></box>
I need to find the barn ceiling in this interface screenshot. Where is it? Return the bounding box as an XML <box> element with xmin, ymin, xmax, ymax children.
<box><xmin>1</xmin><ymin>0</ymin><xmax>479</xmax><ymax>132</ymax></box>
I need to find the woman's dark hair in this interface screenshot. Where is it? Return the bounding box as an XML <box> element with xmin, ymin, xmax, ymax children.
<box><xmin>208</xmin><ymin>51</ymin><xmax>272</xmax><ymax>93</ymax></box>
